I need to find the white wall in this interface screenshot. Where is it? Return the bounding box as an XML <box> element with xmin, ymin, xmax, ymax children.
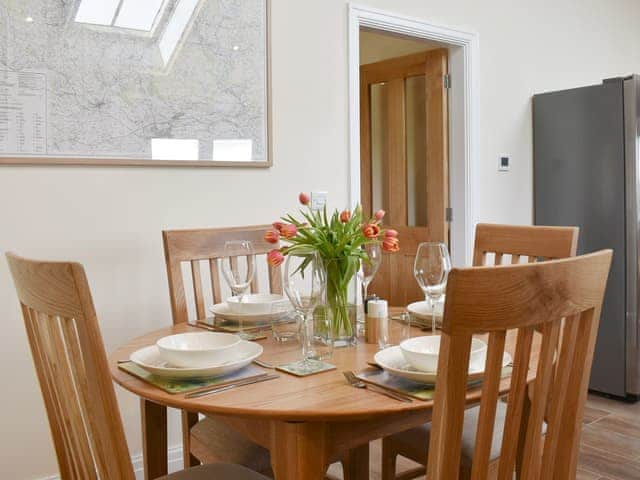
<box><xmin>1</xmin><ymin>0</ymin><xmax>639</xmax><ymax>478</ymax></box>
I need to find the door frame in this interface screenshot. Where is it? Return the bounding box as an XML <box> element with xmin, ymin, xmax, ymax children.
<box><xmin>347</xmin><ymin>3</ymin><xmax>479</xmax><ymax>266</ymax></box>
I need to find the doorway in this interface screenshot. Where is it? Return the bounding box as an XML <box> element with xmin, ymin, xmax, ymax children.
<box><xmin>359</xmin><ymin>31</ymin><xmax>449</xmax><ymax>305</ymax></box>
<box><xmin>348</xmin><ymin>4</ymin><xmax>479</xmax><ymax>304</ymax></box>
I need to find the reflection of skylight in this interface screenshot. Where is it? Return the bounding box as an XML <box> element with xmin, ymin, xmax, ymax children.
<box><xmin>212</xmin><ymin>139</ymin><xmax>253</xmax><ymax>162</ymax></box>
<box><xmin>75</xmin><ymin>0</ymin><xmax>166</xmax><ymax>32</ymax></box>
<box><xmin>115</xmin><ymin>0</ymin><xmax>164</xmax><ymax>31</ymax></box>
<box><xmin>159</xmin><ymin>0</ymin><xmax>199</xmax><ymax>65</ymax></box>
<box><xmin>75</xmin><ymin>0</ymin><xmax>120</xmax><ymax>26</ymax></box>
<box><xmin>152</xmin><ymin>138</ymin><xmax>199</xmax><ymax>160</ymax></box>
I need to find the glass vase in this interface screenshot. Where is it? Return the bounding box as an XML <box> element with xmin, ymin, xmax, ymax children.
<box><xmin>322</xmin><ymin>258</ymin><xmax>358</xmax><ymax>347</ymax></box>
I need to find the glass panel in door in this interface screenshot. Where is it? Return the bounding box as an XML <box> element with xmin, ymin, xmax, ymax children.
<box><xmin>405</xmin><ymin>75</ymin><xmax>428</xmax><ymax>227</ymax></box>
<box><xmin>370</xmin><ymin>82</ymin><xmax>388</xmax><ymax>216</ymax></box>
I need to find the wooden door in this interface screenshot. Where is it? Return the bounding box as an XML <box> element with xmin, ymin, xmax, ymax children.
<box><xmin>360</xmin><ymin>49</ymin><xmax>449</xmax><ymax>306</ymax></box>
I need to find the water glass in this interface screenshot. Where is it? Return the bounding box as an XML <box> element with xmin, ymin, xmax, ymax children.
<box><xmin>270</xmin><ymin>300</ymin><xmax>300</xmax><ymax>342</ymax></box>
<box><xmin>413</xmin><ymin>242</ymin><xmax>451</xmax><ymax>333</ymax></box>
<box><xmin>358</xmin><ymin>243</ymin><xmax>382</xmax><ymax>306</ymax></box>
<box><xmin>221</xmin><ymin>240</ymin><xmax>255</xmax><ymax>337</ymax></box>
<box><xmin>399</xmin><ymin>311</ymin><xmax>411</xmax><ymax>341</ymax></box>
<box><xmin>377</xmin><ymin>315</ymin><xmax>390</xmax><ymax>350</ymax></box>
<box><xmin>357</xmin><ymin>243</ymin><xmax>382</xmax><ymax>334</ymax></box>
<box><xmin>283</xmin><ymin>252</ymin><xmax>332</xmax><ymax>371</ymax></box>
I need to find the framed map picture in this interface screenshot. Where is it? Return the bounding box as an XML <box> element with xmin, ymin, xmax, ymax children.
<box><xmin>0</xmin><ymin>0</ymin><xmax>271</xmax><ymax>167</ymax></box>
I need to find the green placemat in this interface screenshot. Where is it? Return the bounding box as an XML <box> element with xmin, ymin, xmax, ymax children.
<box><xmin>118</xmin><ymin>362</ymin><xmax>267</xmax><ymax>394</ymax></box>
<box><xmin>356</xmin><ymin>365</ymin><xmax>513</xmax><ymax>401</ymax></box>
<box><xmin>356</xmin><ymin>368</ymin><xmax>437</xmax><ymax>401</ymax></box>
<box><xmin>207</xmin><ymin>311</ymin><xmax>296</xmax><ymax>328</ymax></box>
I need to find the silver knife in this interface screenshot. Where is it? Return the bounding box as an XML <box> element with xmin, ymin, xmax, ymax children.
<box><xmin>185</xmin><ymin>373</ymin><xmax>279</xmax><ymax>399</ymax></box>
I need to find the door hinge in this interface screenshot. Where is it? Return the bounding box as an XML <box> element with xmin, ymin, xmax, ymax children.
<box><xmin>443</xmin><ymin>74</ymin><xmax>451</xmax><ymax>89</ymax></box>
<box><xmin>446</xmin><ymin>207</ymin><xmax>453</xmax><ymax>222</ymax></box>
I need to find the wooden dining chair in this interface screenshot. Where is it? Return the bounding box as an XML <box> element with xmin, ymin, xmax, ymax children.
<box><xmin>164</xmin><ymin>225</ymin><xmax>373</xmax><ymax>479</ymax></box>
<box><xmin>163</xmin><ymin>225</ymin><xmax>281</xmax><ymax>473</ymax></box>
<box><xmin>6</xmin><ymin>252</ymin><xmax>268</xmax><ymax>480</ymax></box>
<box><xmin>427</xmin><ymin>250</ymin><xmax>611</xmax><ymax>479</ymax></box>
<box><xmin>381</xmin><ymin>223</ymin><xmax>579</xmax><ymax>480</ymax></box>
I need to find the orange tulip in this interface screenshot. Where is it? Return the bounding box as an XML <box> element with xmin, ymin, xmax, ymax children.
<box><xmin>299</xmin><ymin>192</ymin><xmax>310</xmax><ymax>205</ymax></box>
<box><xmin>362</xmin><ymin>223</ymin><xmax>380</xmax><ymax>239</ymax></box>
<box><xmin>340</xmin><ymin>210</ymin><xmax>351</xmax><ymax>223</ymax></box>
<box><xmin>267</xmin><ymin>249</ymin><xmax>285</xmax><ymax>267</ymax></box>
<box><xmin>374</xmin><ymin>209</ymin><xmax>386</xmax><ymax>221</ymax></box>
<box><xmin>264</xmin><ymin>229</ymin><xmax>280</xmax><ymax>244</ymax></box>
<box><xmin>382</xmin><ymin>236</ymin><xmax>400</xmax><ymax>253</ymax></box>
<box><xmin>384</xmin><ymin>229</ymin><xmax>398</xmax><ymax>238</ymax></box>
<box><xmin>281</xmin><ymin>224</ymin><xmax>298</xmax><ymax>239</ymax></box>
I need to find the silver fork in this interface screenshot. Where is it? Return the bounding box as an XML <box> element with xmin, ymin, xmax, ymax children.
<box><xmin>343</xmin><ymin>371</ymin><xmax>412</xmax><ymax>403</ymax></box>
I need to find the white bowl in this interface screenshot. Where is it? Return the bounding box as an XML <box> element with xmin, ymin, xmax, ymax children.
<box><xmin>131</xmin><ymin>341</ymin><xmax>263</xmax><ymax>379</ymax></box>
<box><xmin>226</xmin><ymin>293</ymin><xmax>288</xmax><ymax>315</ymax></box>
<box><xmin>374</xmin><ymin>345</ymin><xmax>512</xmax><ymax>384</ymax></box>
<box><xmin>399</xmin><ymin>335</ymin><xmax>488</xmax><ymax>373</ymax></box>
<box><xmin>156</xmin><ymin>332</ymin><xmax>242</xmax><ymax>368</ymax></box>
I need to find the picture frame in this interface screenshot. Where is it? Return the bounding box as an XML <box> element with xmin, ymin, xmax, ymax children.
<box><xmin>0</xmin><ymin>0</ymin><xmax>272</xmax><ymax>168</ymax></box>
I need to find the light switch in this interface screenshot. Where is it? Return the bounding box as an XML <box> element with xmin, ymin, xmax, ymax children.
<box><xmin>311</xmin><ymin>191</ymin><xmax>327</xmax><ymax>211</ymax></box>
<box><xmin>499</xmin><ymin>156</ymin><xmax>510</xmax><ymax>172</ymax></box>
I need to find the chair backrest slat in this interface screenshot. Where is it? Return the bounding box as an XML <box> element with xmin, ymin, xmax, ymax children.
<box><xmin>209</xmin><ymin>258</ymin><xmax>223</xmax><ymax>302</ymax></box>
<box><xmin>551</xmin><ymin>307</ymin><xmax>602</xmax><ymax>478</ymax></box>
<box><xmin>428</xmin><ymin>333</ymin><xmax>473</xmax><ymax>479</ymax></box>
<box><xmin>163</xmin><ymin>225</ymin><xmax>283</xmax><ymax>324</ymax></box>
<box><xmin>427</xmin><ymin>250</ymin><xmax>612</xmax><ymax>480</ymax></box>
<box><xmin>470</xmin><ymin>330</ymin><xmax>506</xmax><ymax>480</ymax></box>
<box><xmin>518</xmin><ymin>319</ymin><xmax>561</xmax><ymax>478</ymax></box>
<box><xmin>539</xmin><ymin>314</ymin><xmax>580</xmax><ymax>477</ymax></box>
<box><xmin>7</xmin><ymin>253</ymin><xmax>135</xmax><ymax>480</ymax></box>
<box><xmin>190</xmin><ymin>259</ymin><xmax>206</xmax><ymax>320</ymax></box>
<box><xmin>496</xmin><ymin>326</ymin><xmax>535</xmax><ymax>480</ymax></box>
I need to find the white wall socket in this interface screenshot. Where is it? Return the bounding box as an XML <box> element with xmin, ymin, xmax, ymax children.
<box><xmin>311</xmin><ymin>191</ymin><xmax>327</xmax><ymax>211</ymax></box>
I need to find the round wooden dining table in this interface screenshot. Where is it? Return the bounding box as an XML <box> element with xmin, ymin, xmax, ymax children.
<box><xmin>110</xmin><ymin>309</ymin><xmax>535</xmax><ymax>480</ymax></box>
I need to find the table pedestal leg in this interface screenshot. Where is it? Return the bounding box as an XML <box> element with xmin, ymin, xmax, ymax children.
<box><xmin>341</xmin><ymin>443</ymin><xmax>370</xmax><ymax>480</ymax></box>
<box><xmin>141</xmin><ymin>399</ymin><xmax>167</xmax><ymax>480</ymax></box>
<box><xmin>270</xmin><ymin>421</ymin><xmax>328</xmax><ymax>480</ymax></box>
<box><xmin>181</xmin><ymin>411</ymin><xmax>200</xmax><ymax>467</ymax></box>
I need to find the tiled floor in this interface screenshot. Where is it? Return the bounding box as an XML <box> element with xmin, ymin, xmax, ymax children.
<box><xmin>326</xmin><ymin>394</ymin><xmax>640</xmax><ymax>480</ymax></box>
<box><xmin>577</xmin><ymin>394</ymin><xmax>640</xmax><ymax>480</ymax></box>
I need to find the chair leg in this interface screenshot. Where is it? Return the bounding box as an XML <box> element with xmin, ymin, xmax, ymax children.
<box><xmin>459</xmin><ymin>464</ymin><xmax>472</xmax><ymax>480</ymax></box>
<box><xmin>381</xmin><ymin>437</ymin><xmax>398</xmax><ymax>480</ymax></box>
<box><xmin>181</xmin><ymin>411</ymin><xmax>200</xmax><ymax>467</ymax></box>
<box><xmin>341</xmin><ymin>444</ymin><xmax>370</xmax><ymax>480</ymax></box>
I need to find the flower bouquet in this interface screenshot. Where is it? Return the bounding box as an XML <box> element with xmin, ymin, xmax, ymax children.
<box><xmin>265</xmin><ymin>192</ymin><xmax>399</xmax><ymax>346</ymax></box>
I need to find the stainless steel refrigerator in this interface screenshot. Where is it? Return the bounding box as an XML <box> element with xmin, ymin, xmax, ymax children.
<box><xmin>533</xmin><ymin>75</ymin><xmax>640</xmax><ymax>400</ymax></box>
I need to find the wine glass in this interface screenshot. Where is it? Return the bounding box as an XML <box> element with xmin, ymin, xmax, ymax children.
<box><xmin>221</xmin><ymin>240</ymin><xmax>255</xmax><ymax>338</ymax></box>
<box><xmin>283</xmin><ymin>252</ymin><xmax>331</xmax><ymax>372</ymax></box>
<box><xmin>413</xmin><ymin>242</ymin><xmax>451</xmax><ymax>334</ymax></box>
<box><xmin>358</xmin><ymin>242</ymin><xmax>382</xmax><ymax>308</ymax></box>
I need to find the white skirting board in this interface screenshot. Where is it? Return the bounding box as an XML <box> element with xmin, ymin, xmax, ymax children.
<box><xmin>37</xmin><ymin>445</ymin><xmax>184</xmax><ymax>480</ymax></box>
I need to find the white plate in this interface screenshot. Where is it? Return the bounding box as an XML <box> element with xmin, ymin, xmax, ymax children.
<box><xmin>130</xmin><ymin>341</ymin><xmax>263</xmax><ymax>379</ymax></box>
<box><xmin>210</xmin><ymin>302</ymin><xmax>291</xmax><ymax>323</ymax></box>
<box><xmin>407</xmin><ymin>298</ymin><xmax>445</xmax><ymax>321</ymax></box>
<box><xmin>227</xmin><ymin>293</ymin><xmax>289</xmax><ymax>315</ymax></box>
<box><xmin>374</xmin><ymin>345</ymin><xmax>512</xmax><ymax>384</ymax></box>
